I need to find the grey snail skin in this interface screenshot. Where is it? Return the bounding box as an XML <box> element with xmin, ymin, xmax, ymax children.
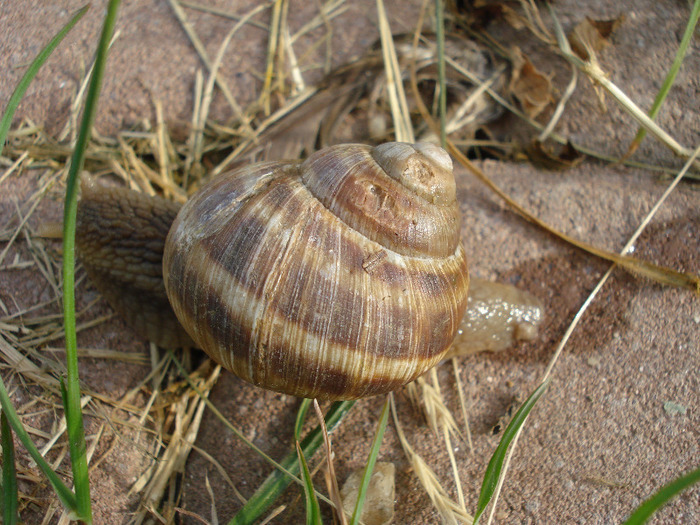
<box><xmin>75</xmin><ymin>142</ymin><xmax>542</xmax><ymax>401</ymax></box>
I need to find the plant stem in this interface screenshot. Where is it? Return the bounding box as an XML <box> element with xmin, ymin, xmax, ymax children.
<box><xmin>435</xmin><ymin>0</ymin><xmax>447</xmax><ymax>147</ymax></box>
<box><xmin>62</xmin><ymin>1</ymin><xmax>122</xmax><ymax>522</ymax></box>
<box><xmin>626</xmin><ymin>0</ymin><xmax>700</xmax><ymax>156</ymax></box>
<box><xmin>0</xmin><ymin>6</ymin><xmax>89</xmax><ymax>149</ymax></box>
<box><xmin>230</xmin><ymin>400</ymin><xmax>355</xmax><ymax>524</ymax></box>
<box><xmin>2</xmin><ymin>412</ymin><xmax>19</xmax><ymax>524</ymax></box>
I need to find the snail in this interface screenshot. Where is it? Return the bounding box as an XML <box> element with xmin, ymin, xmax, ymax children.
<box><xmin>75</xmin><ymin>142</ymin><xmax>542</xmax><ymax>400</ymax></box>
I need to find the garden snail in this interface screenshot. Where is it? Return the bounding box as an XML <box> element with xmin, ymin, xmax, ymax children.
<box><xmin>76</xmin><ymin>142</ymin><xmax>542</xmax><ymax>400</ymax></box>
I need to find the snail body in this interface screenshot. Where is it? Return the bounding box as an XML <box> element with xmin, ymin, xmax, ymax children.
<box><xmin>76</xmin><ymin>180</ymin><xmax>194</xmax><ymax>349</ymax></box>
<box><xmin>76</xmin><ymin>142</ymin><xmax>542</xmax><ymax>400</ymax></box>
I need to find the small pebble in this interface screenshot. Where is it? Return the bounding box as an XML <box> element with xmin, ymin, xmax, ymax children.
<box><xmin>663</xmin><ymin>401</ymin><xmax>687</xmax><ymax>416</ymax></box>
<box><xmin>587</xmin><ymin>356</ymin><xmax>600</xmax><ymax>367</ymax></box>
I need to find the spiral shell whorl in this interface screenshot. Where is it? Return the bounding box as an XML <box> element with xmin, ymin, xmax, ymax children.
<box><xmin>163</xmin><ymin>142</ymin><xmax>469</xmax><ymax>400</ymax></box>
<box><xmin>301</xmin><ymin>143</ymin><xmax>460</xmax><ymax>258</ymax></box>
<box><xmin>372</xmin><ymin>142</ymin><xmax>454</xmax><ymax>205</ymax></box>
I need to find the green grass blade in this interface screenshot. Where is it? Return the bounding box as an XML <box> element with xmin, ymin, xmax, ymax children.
<box><xmin>169</xmin><ymin>354</ymin><xmax>348</xmax><ymax>523</ymax></box>
<box><xmin>0</xmin><ymin>6</ymin><xmax>90</xmax><ymax>520</ymax></box>
<box><xmin>0</xmin><ymin>377</ymin><xmax>78</xmax><ymax>514</ymax></box>
<box><xmin>295</xmin><ymin>398</ymin><xmax>313</xmax><ymax>442</ymax></box>
<box><xmin>473</xmin><ymin>379</ymin><xmax>550</xmax><ymax>524</ymax></box>
<box><xmin>628</xmin><ymin>0</ymin><xmax>700</xmax><ymax>152</ymax></box>
<box><xmin>61</xmin><ymin>1</ymin><xmax>122</xmax><ymax>522</ymax></box>
<box><xmin>2</xmin><ymin>411</ymin><xmax>19</xmax><ymax>525</ymax></box>
<box><xmin>0</xmin><ymin>5</ymin><xmax>89</xmax><ymax>150</ymax></box>
<box><xmin>230</xmin><ymin>400</ymin><xmax>355</xmax><ymax>525</ymax></box>
<box><xmin>296</xmin><ymin>440</ymin><xmax>322</xmax><ymax>525</ymax></box>
<box><xmin>622</xmin><ymin>466</ymin><xmax>700</xmax><ymax>525</ymax></box>
<box><xmin>350</xmin><ymin>396</ymin><xmax>390</xmax><ymax>525</ymax></box>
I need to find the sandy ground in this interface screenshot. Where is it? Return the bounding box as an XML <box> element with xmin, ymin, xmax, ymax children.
<box><xmin>1</xmin><ymin>0</ymin><xmax>698</xmax><ymax>523</ymax></box>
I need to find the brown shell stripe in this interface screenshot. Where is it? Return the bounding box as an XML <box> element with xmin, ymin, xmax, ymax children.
<box><xmin>165</xmin><ymin>172</ymin><xmax>468</xmax><ymax>398</ymax></box>
<box><xmin>301</xmin><ymin>144</ymin><xmax>461</xmax><ymax>258</ymax></box>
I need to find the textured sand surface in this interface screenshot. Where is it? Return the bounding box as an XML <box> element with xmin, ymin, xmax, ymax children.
<box><xmin>1</xmin><ymin>1</ymin><xmax>698</xmax><ymax>523</ymax></box>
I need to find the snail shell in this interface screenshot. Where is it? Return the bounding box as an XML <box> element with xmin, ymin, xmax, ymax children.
<box><xmin>163</xmin><ymin>142</ymin><xmax>469</xmax><ymax>400</ymax></box>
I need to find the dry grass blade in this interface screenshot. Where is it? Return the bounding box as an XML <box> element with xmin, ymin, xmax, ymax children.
<box><xmin>28</xmin><ymin>395</ymin><xmax>91</xmax><ymax>472</ymax></box>
<box><xmin>443</xmin><ymin>67</ymin><xmax>506</xmax><ymax>138</ymax></box>
<box><xmin>210</xmin><ymin>87</ymin><xmax>320</xmax><ymax>176</ymax></box>
<box><xmin>405</xmin><ymin>49</ymin><xmax>699</xmax><ymax>293</ymax></box>
<box><xmin>451</xmin><ymin>358</ymin><xmax>474</xmax><ymax>455</ymax></box>
<box><xmin>179</xmin><ymin>1</ymin><xmax>269</xmax><ymax>30</ymax></box>
<box><xmin>542</xmin><ymin>143</ymin><xmax>700</xmax><ymax>380</ymax></box>
<box><xmin>173</xmin><ymin>506</ymin><xmax>212</xmax><ymax>524</ymax></box>
<box><xmin>452</xmin><ymin>146</ymin><xmax>700</xmax><ymax>294</ymax></box>
<box><xmin>376</xmin><ymin>0</ymin><xmax>414</xmax><ymax>143</ymax></box>
<box><xmin>475</xmin><ymin>144</ymin><xmax>700</xmax><ymax>525</ymax></box>
<box><xmin>166</xmin><ymin>0</ymin><xmax>254</xmax><ymax>134</ymax></box>
<box><xmin>260</xmin><ymin>0</ymin><xmax>285</xmax><ymax>116</ymax></box>
<box><xmin>131</xmin><ymin>363</ymin><xmax>221</xmax><ymax>524</ymax></box>
<box><xmin>314</xmin><ymin>399</ymin><xmax>347</xmax><ymax>525</ymax></box>
<box><xmin>205</xmin><ymin>472</ymin><xmax>218</xmax><ymax>525</ymax></box>
<box><xmin>538</xmin><ymin>66</ymin><xmax>577</xmax><ymax>142</ymax></box>
<box><xmin>289</xmin><ymin>0</ymin><xmax>348</xmax><ymax>46</ymax></box>
<box><xmin>18</xmin><ymin>313</ymin><xmax>114</xmax><ymax>349</ymax></box>
<box><xmin>0</xmin><ymin>333</ymin><xmax>59</xmax><ymax>389</ymax></box>
<box><xmin>390</xmin><ymin>395</ymin><xmax>473</xmax><ymax>525</ymax></box>
<box><xmin>44</xmin><ymin>346</ymin><xmax>150</xmax><ymax>364</ymax></box>
<box><xmin>623</xmin><ymin>1</ymin><xmax>699</xmax><ymax>160</ymax></box>
<box><xmin>443</xmin><ymin>418</ymin><xmax>466</xmax><ymax>511</ymax></box>
<box><xmin>259</xmin><ymin>505</ymin><xmax>287</xmax><ymax>525</ymax></box>
<box><xmin>435</xmin><ymin>53</ymin><xmax>680</xmax><ymax>175</ymax></box>
<box><xmin>548</xmin><ymin>5</ymin><xmax>699</xmax><ymax>169</ymax></box>
<box><xmin>190</xmin><ymin>442</ymin><xmax>247</xmax><ymax>505</ymax></box>
<box><xmin>193</xmin><ymin>2</ymin><xmax>269</xmax><ymax>170</ymax></box>
<box><xmin>581</xmin><ymin>64</ymin><xmax>696</xmax><ymax>163</ymax></box>
<box><xmin>427</xmin><ymin>369</ymin><xmax>467</xmax><ymax>511</ymax></box>
<box><xmin>281</xmin><ymin>16</ymin><xmax>304</xmax><ymax>94</ymax></box>
<box><xmin>413</xmin><ymin>375</ymin><xmax>462</xmax><ymax>441</ymax></box>
<box><xmin>0</xmin><ymin>179</ymin><xmax>56</xmax><ymax>267</ymax></box>
<box><xmin>153</xmin><ymin>101</ymin><xmax>176</xmax><ymax>199</ymax></box>
<box><xmin>57</xmin><ymin>30</ymin><xmax>121</xmax><ymax>144</ymax></box>
<box><xmin>508</xmin><ymin>0</ymin><xmax>554</xmax><ymax>44</ymax></box>
<box><xmin>184</xmin><ymin>69</ymin><xmax>204</xmax><ymax>185</ymax></box>
<box><xmin>0</xmin><ymin>150</ymin><xmax>29</xmax><ymax>185</ymax></box>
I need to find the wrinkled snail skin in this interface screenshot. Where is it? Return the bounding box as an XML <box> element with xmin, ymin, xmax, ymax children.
<box><xmin>163</xmin><ymin>143</ymin><xmax>469</xmax><ymax>400</ymax></box>
<box><xmin>75</xmin><ymin>178</ymin><xmax>194</xmax><ymax>349</ymax></box>
<box><xmin>75</xmin><ymin>142</ymin><xmax>544</xmax><ymax>401</ymax></box>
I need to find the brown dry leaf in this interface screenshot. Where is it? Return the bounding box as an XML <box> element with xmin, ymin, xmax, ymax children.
<box><xmin>340</xmin><ymin>462</ymin><xmax>396</xmax><ymax>525</ymax></box>
<box><xmin>568</xmin><ymin>15</ymin><xmax>625</xmax><ymax>61</ymax></box>
<box><xmin>508</xmin><ymin>47</ymin><xmax>553</xmax><ymax>118</ymax></box>
<box><xmin>525</xmin><ymin>139</ymin><xmax>584</xmax><ymax>170</ymax></box>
